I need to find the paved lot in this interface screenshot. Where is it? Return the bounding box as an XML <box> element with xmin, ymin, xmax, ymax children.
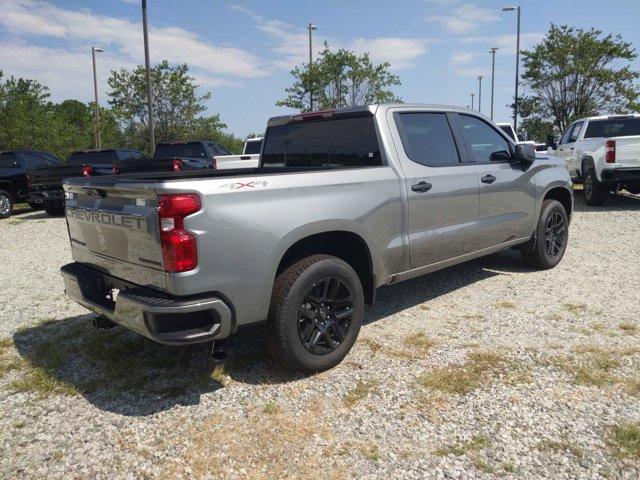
<box><xmin>1</xmin><ymin>193</ymin><xmax>640</xmax><ymax>479</ymax></box>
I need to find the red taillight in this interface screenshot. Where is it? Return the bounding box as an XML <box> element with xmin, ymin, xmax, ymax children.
<box><xmin>172</xmin><ymin>159</ymin><xmax>182</xmax><ymax>172</ymax></box>
<box><xmin>291</xmin><ymin>109</ymin><xmax>334</xmax><ymax>121</ymax></box>
<box><xmin>158</xmin><ymin>193</ymin><xmax>201</xmax><ymax>273</ymax></box>
<box><xmin>82</xmin><ymin>164</ymin><xmax>92</xmax><ymax>177</ymax></box>
<box><xmin>605</xmin><ymin>140</ymin><xmax>616</xmax><ymax>163</ymax></box>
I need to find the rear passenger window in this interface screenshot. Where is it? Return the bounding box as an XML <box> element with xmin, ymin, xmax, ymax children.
<box><xmin>394</xmin><ymin>113</ymin><xmax>460</xmax><ymax>166</ymax></box>
<box><xmin>261</xmin><ymin>116</ymin><xmax>382</xmax><ymax>168</ymax></box>
<box><xmin>569</xmin><ymin>122</ymin><xmax>583</xmax><ymax>142</ymax></box>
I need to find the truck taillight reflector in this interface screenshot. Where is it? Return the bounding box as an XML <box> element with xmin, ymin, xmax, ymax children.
<box><xmin>158</xmin><ymin>193</ymin><xmax>201</xmax><ymax>273</ymax></box>
<box><xmin>605</xmin><ymin>140</ymin><xmax>616</xmax><ymax>163</ymax></box>
<box><xmin>82</xmin><ymin>164</ymin><xmax>92</xmax><ymax>177</ymax></box>
<box><xmin>172</xmin><ymin>159</ymin><xmax>182</xmax><ymax>172</ymax></box>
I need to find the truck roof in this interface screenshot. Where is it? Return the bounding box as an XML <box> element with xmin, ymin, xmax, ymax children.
<box><xmin>574</xmin><ymin>114</ymin><xmax>640</xmax><ymax>123</ymax></box>
<box><xmin>70</xmin><ymin>148</ymin><xmax>141</xmax><ymax>154</ymax></box>
<box><xmin>0</xmin><ymin>150</ymin><xmax>55</xmax><ymax>155</ymax></box>
<box><xmin>267</xmin><ymin>104</ymin><xmax>474</xmax><ymax>127</ymax></box>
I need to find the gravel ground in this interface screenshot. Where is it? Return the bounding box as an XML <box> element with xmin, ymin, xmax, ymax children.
<box><xmin>1</xmin><ymin>193</ymin><xmax>640</xmax><ymax>479</ymax></box>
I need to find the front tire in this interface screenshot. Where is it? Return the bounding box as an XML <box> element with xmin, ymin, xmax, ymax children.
<box><xmin>0</xmin><ymin>190</ymin><xmax>14</xmax><ymax>219</ymax></box>
<box><xmin>583</xmin><ymin>168</ymin><xmax>607</xmax><ymax>206</ymax></box>
<box><xmin>266</xmin><ymin>255</ymin><xmax>364</xmax><ymax>373</ymax></box>
<box><xmin>521</xmin><ymin>199</ymin><xmax>569</xmax><ymax>270</ymax></box>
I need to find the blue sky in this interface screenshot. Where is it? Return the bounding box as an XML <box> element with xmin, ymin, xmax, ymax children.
<box><xmin>1</xmin><ymin>0</ymin><xmax>639</xmax><ymax>137</ymax></box>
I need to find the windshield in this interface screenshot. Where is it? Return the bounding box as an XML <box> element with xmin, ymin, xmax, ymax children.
<box><xmin>584</xmin><ymin>118</ymin><xmax>640</xmax><ymax>138</ymax></box>
<box><xmin>261</xmin><ymin>116</ymin><xmax>381</xmax><ymax>168</ymax></box>
<box><xmin>154</xmin><ymin>143</ymin><xmax>206</xmax><ymax>159</ymax></box>
<box><xmin>244</xmin><ymin>139</ymin><xmax>262</xmax><ymax>155</ymax></box>
<box><xmin>69</xmin><ymin>151</ymin><xmax>118</xmax><ymax>165</ymax></box>
<box><xmin>0</xmin><ymin>154</ymin><xmax>19</xmax><ymax>168</ymax></box>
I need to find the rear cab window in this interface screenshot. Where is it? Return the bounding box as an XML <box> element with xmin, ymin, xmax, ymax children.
<box><xmin>261</xmin><ymin>114</ymin><xmax>382</xmax><ymax>168</ymax></box>
<box><xmin>0</xmin><ymin>153</ymin><xmax>20</xmax><ymax>168</ymax></box>
<box><xmin>584</xmin><ymin>118</ymin><xmax>640</xmax><ymax>138</ymax></box>
<box><xmin>244</xmin><ymin>140</ymin><xmax>262</xmax><ymax>155</ymax></box>
<box><xmin>154</xmin><ymin>143</ymin><xmax>207</xmax><ymax>159</ymax></box>
<box><xmin>69</xmin><ymin>151</ymin><xmax>118</xmax><ymax>165</ymax></box>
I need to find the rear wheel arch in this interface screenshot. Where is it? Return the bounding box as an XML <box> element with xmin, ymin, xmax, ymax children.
<box><xmin>0</xmin><ymin>182</ymin><xmax>16</xmax><ymax>200</ymax></box>
<box><xmin>275</xmin><ymin>230</ymin><xmax>376</xmax><ymax>305</ymax></box>
<box><xmin>581</xmin><ymin>156</ymin><xmax>595</xmax><ymax>179</ymax></box>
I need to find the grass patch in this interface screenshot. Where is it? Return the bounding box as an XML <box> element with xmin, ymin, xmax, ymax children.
<box><xmin>361</xmin><ymin>443</ymin><xmax>380</xmax><ymax>461</ymax></box>
<box><xmin>343</xmin><ymin>379</ymin><xmax>379</xmax><ymax>407</ymax></box>
<box><xmin>359</xmin><ymin>338</ymin><xmax>382</xmax><ymax>355</ymax></box>
<box><xmin>495</xmin><ymin>301</ymin><xmax>516</xmax><ymax>309</ymax></box>
<box><xmin>435</xmin><ymin>434</ymin><xmax>490</xmax><ymax>456</ymax></box>
<box><xmin>263</xmin><ymin>400</ymin><xmax>279</xmax><ymax>414</ymax></box>
<box><xmin>619</xmin><ymin>322</ymin><xmax>638</xmax><ymax>335</ymax></box>
<box><xmin>10</xmin><ymin>366</ymin><xmax>78</xmax><ymax>397</ymax></box>
<box><xmin>609</xmin><ymin>422</ymin><xmax>640</xmax><ymax>460</ymax></box>
<box><xmin>404</xmin><ymin>332</ymin><xmax>436</xmax><ymax>352</ymax></box>
<box><xmin>502</xmin><ymin>462</ymin><xmax>516</xmax><ymax>473</ymax></box>
<box><xmin>550</xmin><ymin>346</ymin><xmax>628</xmax><ymax>388</ymax></box>
<box><xmin>462</xmin><ymin>313</ymin><xmax>485</xmax><ymax>320</ymax></box>
<box><xmin>537</xmin><ymin>439</ymin><xmax>584</xmax><ymax>459</ymax></box>
<box><xmin>418</xmin><ymin>351</ymin><xmax>509</xmax><ymax>395</ymax></box>
<box><xmin>563</xmin><ymin>302</ymin><xmax>587</xmax><ymax>315</ymax></box>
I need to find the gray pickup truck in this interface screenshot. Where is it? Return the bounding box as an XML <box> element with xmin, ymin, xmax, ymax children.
<box><xmin>61</xmin><ymin>104</ymin><xmax>573</xmax><ymax>372</ymax></box>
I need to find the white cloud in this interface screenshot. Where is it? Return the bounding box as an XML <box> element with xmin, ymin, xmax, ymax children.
<box><xmin>460</xmin><ymin>33</ymin><xmax>545</xmax><ymax>55</ymax></box>
<box><xmin>427</xmin><ymin>3</ymin><xmax>499</xmax><ymax>34</ymax></box>
<box><xmin>0</xmin><ymin>0</ymin><xmax>267</xmax><ymax>78</ymax></box>
<box><xmin>230</xmin><ymin>4</ymin><xmax>430</xmax><ymax>70</ymax></box>
<box><xmin>450</xmin><ymin>51</ymin><xmax>479</xmax><ymax>66</ymax></box>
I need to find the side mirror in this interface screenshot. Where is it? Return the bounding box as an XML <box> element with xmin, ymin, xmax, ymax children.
<box><xmin>546</xmin><ymin>134</ymin><xmax>557</xmax><ymax>150</ymax></box>
<box><xmin>514</xmin><ymin>143</ymin><xmax>535</xmax><ymax>164</ymax></box>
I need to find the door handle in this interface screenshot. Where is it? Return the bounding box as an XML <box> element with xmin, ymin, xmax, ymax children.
<box><xmin>481</xmin><ymin>174</ymin><xmax>496</xmax><ymax>184</ymax></box>
<box><xmin>411</xmin><ymin>181</ymin><xmax>432</xmax><ymax>192</ymax></box>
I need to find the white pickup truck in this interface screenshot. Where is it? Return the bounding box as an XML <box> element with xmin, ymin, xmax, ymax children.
<box><xmin>550</xmin><ymin>114</ymin><xmax>640</xmax><ymax>205</ymax></box>
<box><xmin>214</xmin><ymin>137</ymin><xmax>262</xmax><ymax>169</ymax></box>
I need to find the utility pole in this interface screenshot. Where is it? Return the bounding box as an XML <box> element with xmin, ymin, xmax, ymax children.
<box><xmin>91</xmin><ymin>46</ymin><xmax>104</xmax><ymax>149</ymax></box>
<box><xmin>502</xmin><ymin>5</ymin><xmax>521</xmax><ymax>131</ymax></box>
<box><xmin>307</xmin><ymin>23</ymin><xmax>317</xmax><ymax>111</ymax></box>
<box><xmin>477</xmin><ymin>76</ymin><xmax>483</xmax><ymax>113</ymax></box>
<box><xmin>470</xmin><ymin>93</ymin><xmax>475</xmax><ymax>110</ymax></box>
<box><xmin>489</xmin><ymin>48</ymin><xmax>498</xmax><ymax>121</ymax></box>
<box><xmin>142</xmin><ymin>0</ymin><xmax>155</xmax><ymax>155</ymax></box>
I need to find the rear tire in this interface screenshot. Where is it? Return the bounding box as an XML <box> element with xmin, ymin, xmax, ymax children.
<box><xmin>583</xmin><ymin>168</ymin><xmax>607</xmax><ymax>206</ymax></box>
<box><xmin>521</xmin><ymin>199</ymin><xmax>569</xmax><ymax>270</ymax></box>
<box><xmin>28</xmin><ymin>201</ymin><xmax>42</xmax><ymax>210</ymax></box>
<box><xmin>265</xmin><ymin>254</ymin><xmax>364</xmax><ymax>373</ymax></box>
<box><xmin>44</xmin><ymin>201</ymin><xmax>65</xmax><ymax>217</ymax></box>
<box><xmin>0</xmin><ymin>190</ymin><xmax>14</xmax><ymax>219</ymax></box>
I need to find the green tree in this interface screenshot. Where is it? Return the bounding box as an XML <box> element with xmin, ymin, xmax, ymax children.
<box><xmin>519</xmin><ymin>24</ymin><xmax>640</xmax><ymax>138</ymax></box>
<box><xmin>277</xmin><ymin>43</ymin><xmax>401</xmax><ymax>111</ymax></box>
<box><xmin>108</xmin><ymin>60</ymin><xmax>238</xmax><ymax>153</ymax></box>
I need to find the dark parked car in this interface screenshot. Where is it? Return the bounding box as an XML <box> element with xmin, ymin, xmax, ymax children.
<box><xmin>0</xmin><ymin>150</ymin><xmax>62</xmax><ymax>218</ymax></box>
<box><xmin>29</xmin><ymin>148</ymin><xmax>184</xmax><ymax>216</ymax></box>
<box><xmin>152</xmin><ymin>140</ymin><xmax>231</xmax><ymax>169</ymax></box>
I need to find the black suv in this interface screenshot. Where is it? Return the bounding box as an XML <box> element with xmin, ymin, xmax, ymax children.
<box><xmin>0</xmin><ymin>150</ymin><xmax>62</xmax><ymax>218</ymax></box>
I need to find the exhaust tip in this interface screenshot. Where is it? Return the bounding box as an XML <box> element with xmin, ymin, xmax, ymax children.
<box><xmin>211</xmin><ymin>349</ymin><xmax>228</xmax><ymax>363</ymax></box>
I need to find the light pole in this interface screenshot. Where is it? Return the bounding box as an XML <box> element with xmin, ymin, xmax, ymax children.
<box><xmin>142</xmin><ymin>0</ymin><xmax>155</xmax><ymax>155</ymax></box>
<box><xmin>470</xmin><ymin>93</ymin><xmax>475</xmax><ymax>110</ymax></box>
<box><xmin>489</xmin><ymin>48</ymin><xmax>498</xmax><ymax>121</ymax></box>
<box><xmin>477</xmin><ymin>75</ymin><xmax>483</xmax><ymax>113</ymax></box>
<box><xmin>307</xmin><ymin>23</ymin><xmax>317</xmax><ymax>111</ymax></box>
<box><xmin>91</xmin><ymin>47</ymin><xmax>104</xmax><ymax>150</ymax></box>
<box><xmin>502</xmin><ymin>5</ymin><xmax>521</xmax><ymax>131</ymax></box>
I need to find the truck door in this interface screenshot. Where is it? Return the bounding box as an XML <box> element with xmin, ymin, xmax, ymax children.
<box><xmin>454</xmin><ymin>114</ymin><xmax>536</xmax><ymax>249</ymax></box>
<box><xmin>556</xmin><ymin>122</ymin><xmax>582</xmax><ymax>179</ymax></box>
<box><xmin>390</xmin><ymin>110</ymin><xmax>480</xmax><ymax>268</ymax></box>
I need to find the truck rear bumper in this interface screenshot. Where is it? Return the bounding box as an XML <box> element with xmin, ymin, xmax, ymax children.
<box><xmin>61</xmin><ymin>262</ymin><xmax>234</xmax><ymax>345</ymax></box>
<box><xmin>601</xmin><ymin>168</ymin><xmax>640</xmax><ymax>183</ymax></box>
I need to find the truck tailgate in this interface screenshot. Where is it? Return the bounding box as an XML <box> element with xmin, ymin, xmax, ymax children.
<box><xmin>611</xmin><ymin>135</ymin><xmax>640</xmax><ymax>168</ymax></box>
<box><xmin>64</xmin><ymin>180</ymin><xmax>166</xmax><ymax>290</ymax></box>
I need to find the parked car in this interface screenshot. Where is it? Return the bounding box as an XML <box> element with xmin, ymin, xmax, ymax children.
<box><xmin>60</xmin><ymin>104</ymin><xmax>572</xmax><ymax>372</ymax></box>
<box><xmin>497</xmin><ymin>122</ymin><xmax>546</xmax><ymax>151</ymax></box>
<box><xmin>214</xmin><ymin>137</ymin><xmax>263</xmax><ymax>169</ymax></box>
<box><xmin>548</xmin><ymin>114</ymin><xmax>640</xmax><ymax>205</ymax></box>
<box><xmin>29</xmin><ymin>148</ymin><xmax>182</xmax><ymax>216</ymax></box>
<box><xmin>153</xmin><ymin>140</ymin><xmax>230</xmax><ymax>169</ymax></box>
<box><xmin>0</xmin><ymin>150</ymin><xmax>62</xmax><ymax>218</ymax></box>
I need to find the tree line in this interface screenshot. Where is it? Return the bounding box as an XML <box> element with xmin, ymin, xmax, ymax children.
<box><xmin>0</xmin><ymin>61</ymin><xmax>244</xmax><ymax>160</ymax></box>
